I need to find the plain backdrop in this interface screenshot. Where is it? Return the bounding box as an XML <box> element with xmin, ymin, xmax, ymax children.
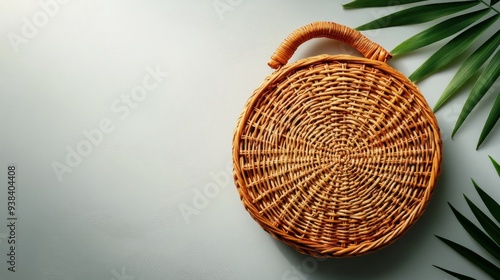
<box><xmin>0</xmin><ymin>1</ymin><xmax>499</xmax><ymax>279</ymax></box>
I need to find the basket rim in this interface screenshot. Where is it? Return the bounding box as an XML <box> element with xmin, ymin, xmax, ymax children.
<box><xmin>232</xmin><ymin>54</ymin><xmax>442</xmax><ymax>257</ymax></box>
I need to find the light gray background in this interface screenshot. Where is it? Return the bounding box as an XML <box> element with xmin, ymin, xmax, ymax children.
<box><xmin>0</xmin><ymin>1</ymin><xmax>499</xmax><ymax>279</ymax></box>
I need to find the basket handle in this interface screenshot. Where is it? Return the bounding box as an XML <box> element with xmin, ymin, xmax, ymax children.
<box><xmin>268</xmin><ymin>21</ymin><xmax>392</xmax><ymax>69</ymax></box>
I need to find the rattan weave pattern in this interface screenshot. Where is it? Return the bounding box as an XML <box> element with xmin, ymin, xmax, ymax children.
<box><xmin>233</xmin><ymin>22</ymin><xmax>442</xmax><ymax>257</ymax></box>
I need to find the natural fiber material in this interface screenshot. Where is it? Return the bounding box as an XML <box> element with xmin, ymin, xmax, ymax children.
<box><xmin>233</xmin><ymin>22</ymin><xmax>442</xmax><ymax>257</ymax></box>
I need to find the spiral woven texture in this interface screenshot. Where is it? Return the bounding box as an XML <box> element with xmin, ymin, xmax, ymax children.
<box><xmin>233</xmin><ymin>22</ymin><xmax>442</xmax><ymax>258</ymax></box>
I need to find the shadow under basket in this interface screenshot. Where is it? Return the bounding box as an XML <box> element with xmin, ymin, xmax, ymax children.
<box><xmin>232</xmin><ymin>22</ymin><xmax>442</xmax><ymax>257</ymax></box>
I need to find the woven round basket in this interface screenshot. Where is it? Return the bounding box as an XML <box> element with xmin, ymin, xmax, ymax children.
<box><xmin>233</xmin><ymin>22</ymin><xmax>442</xmax><ymax>257</ymax></box>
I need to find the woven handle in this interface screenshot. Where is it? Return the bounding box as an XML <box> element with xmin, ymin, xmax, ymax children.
<box><xmin>268</xmin><ymin>21</ymin><xmax>392</xmax><ymax>69</ymax></box>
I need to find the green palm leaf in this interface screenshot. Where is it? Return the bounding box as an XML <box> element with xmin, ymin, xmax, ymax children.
<box><xmin>473</xmin><ymin>178</ymin><xmax>500</xmax><ymax>224</ymax></box>
<box><xmin>434</xmin><ymin>28</ymin><xmax>500</xmax><ymax>112</ymax></box>
<box><xmin>434</xmin><ymin>156</ymin><xmax>500</xmax><ymax>278</ymax></box>
<box><xmin>436</xmin><ymin>235</ymin><xmax>500</xmax><ymax>279</ymax></box>
<box><xmin>432</xmin><ymin>265</ymin><xmax>475</xmax><ymax>280</ymax></box>
<box><xmin>343</xmin><ymin>0</ymin><xmax>428</xmax><ymax>9</ymax></box>
<box><xmin>490</xmin><ymin>156</ymin><xmax>500</xmax><ymax>177</ymax></box>
<box><xmin>492</xmin><ymin>0</ymin><xmax>500</xmax><ymax>6</ymax></box>
<box><xmin>409</xmin><ymin>14</ymin><xmax>499</xmax><ymax>82</ymax></box>
<box><xmin>355</xmin><ymin>1</ymin><xmax>479</xmax><ymax>30</ymax></box>
<box><xmin>392</xmin><ymin>8</ymin><xmax>490</xmax><ymax>57</ymax></box>
<box><xmin>464</xmin><ymin>193</ymin><xmax>500</xmax><ymax>246</ymax></box>
<box><xmin>478</xmin><ymin>92</ymin><xmax>500</xmax><ymax>148</ymax></box>
<box><xmin>452</xmin><ymin>48</ymin><xmax>500</xmax><ymax>137</ymax></box>
<box><xmin>449</xmin><ymin>202</ymin><xmax>500</xmax><ymax>260</ymax></box>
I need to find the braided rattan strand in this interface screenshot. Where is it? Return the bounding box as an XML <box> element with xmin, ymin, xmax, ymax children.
<box><xmin>268</xmin><ymin>22</ymin><xmax>392</xmax><ymax>69</ymax></box>
<box><xmin>233</xmin><ymin>23</ymin><xmax>442</xmax><ymax>258</ymax></box>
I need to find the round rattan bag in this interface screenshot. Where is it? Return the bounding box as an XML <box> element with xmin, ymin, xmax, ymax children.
<box><xmin>233</xmin><ymin>22</ymin><xmax>442</xmax><ymax>257</ymax></box>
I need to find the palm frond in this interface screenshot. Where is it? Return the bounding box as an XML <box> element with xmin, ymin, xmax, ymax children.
<box><xmin>436</xmin><ymin>236</ymin><xmax>500</xmax><ymax>279</ymax></box>
<box><xmin>473</xmin><ymin>179</ymin><xmax>500</xmax><ymax>224</ymax></box>
<box><xmin>478</xmin><ymin>92</ymin><xmax>500</xmax><ymax>148</ymax></box>
<box><xmin>356</xmin><ymin>2</ymin><xmax>479</xmax><ymax>30</ymax></box>
<box><xmin>449</xmin><ymin>202</ymin><xmax>500</xmax><ymax>260</ymax></box>
<box><xmin>490</xmin><ymin>156</ymin><xmax>500</xmax><ymax>177</ymax></box>
<box><xmin>409</xmin><ymin>14</ymin><xmax>499</xmax><ymax>82</ymax></box>
<box><xmin>433</xmin><ymin>156</ymin><xmax>500</xmax><ymax>278</ymax></box>
<box><xmin>432</xmin><ymin>265</ymin><xmax>475</xmax><ymax>280</ymax></box>
<box><xmin>452</xmin><ymin>48</ymin><xmax>500</xmax><ymax>139</ymax></box>
<box><xmin>392</xmin><ymin>9</ymin><xmax>490</xmax><ymax>56</ymax></box>
<box><xmin>434</xmin><ymin>29</ymin><xmax>500</xmax><ymax>112</ymax></box>
<box><xmin>464</xmin><ymin>193</ymin><xmax>500</xmax><ymax>246</ymax></box>
<box><xmin>343</xmin><ymin>0</ymin><xmax>428</xmax><ymax>9</ymax></box>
